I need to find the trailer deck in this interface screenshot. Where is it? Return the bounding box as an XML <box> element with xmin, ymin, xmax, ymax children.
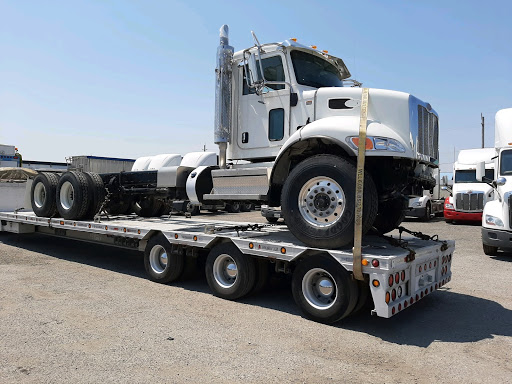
<box><xmin>0</xmin><ymin>211</ymin><xmax>454</xmax><ymax>320</ymax></box>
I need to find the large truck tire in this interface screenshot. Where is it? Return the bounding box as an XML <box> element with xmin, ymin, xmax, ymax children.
<box><xmin>422</xmin><ymin>202</ymin><xmax>432</xmax><ymax>222</ymax></box>
<box><xmin>373</xmin><ymin>198</ymin><xmax>406</xmax><ymax>234</ymax></box>
<box><xmin>31</xmin><ymin>172</ymin><xmax>59</xmax><ymax>217</ymax></box>
<box><xmin>83</xmin><ymin>172</ymin><xmax>106</xmax><ymax>219</ymax></box>
<box><xmin>226</xmin><ymin>202</ymin><xmax>241</xmax><ymax>213</ymax></box>
<box><xmin>144</xmin><ymin>233</ymin><xmax>184</xmax><ymax>283</ymax></box>
<box><xmin>205</xmin><ymin>243</ymin><xmax>256</xmax><ymax>300</ymax></box>
<box><xmin>186</xmin><ymin>202</ymin><xmax>200</xmax><ymax>216</ymax></box>
<box><xmin>56</xmin><ymin>171</ymin><xmax>90</xmax><ymax>220</ymax></box>
<box><xmin>292</xmin><ymin>255</ymin><xmax>359</xmax><ymax>324</ymax></box>
<box><xmin>281</xmin><ymin>155</ymin><xmax>378</xmax><ymax>249</ymax></box>
<box><xmin>240</xmin><ymin>203</ymin><xmax>254</xmax><ymax>212</ymax></box>
<box><xmin>133</xmin><ymin>197</ymin><xmax>162</xmax><ymax>217</ymax></box>
<box><xmin>482</xmin><ymin>243</ymin><xmax>498</xmax><ymax>256</ymax></box>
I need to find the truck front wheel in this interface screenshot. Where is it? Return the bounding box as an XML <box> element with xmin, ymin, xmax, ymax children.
<box><xmin>292</xmin><ymin>255</ymin><xmax>359</xmax><ymax>324</ymax></box>
<box><xmin>373</xmin><ymin>198</ymin><xmax>406</xmax><ymax>234</ymax></box>
<box><xmin>281</xmin><ymin>155</ymin><xmax>378</xmax><ymax>249</ymax></box>
<box><xmin>482</xmin><ymin>243</ymin><xmax>498</xmax><ymax>256</ymax></box>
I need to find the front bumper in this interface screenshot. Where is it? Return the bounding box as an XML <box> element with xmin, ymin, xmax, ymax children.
<box><xmin>481</xmin><ymin>227</ymin><xmax>512</xmax><ymax>250</ymax></box>
<box><xmin>407</xmin><ymin>207</ymin><xmax>425</xmax><ymax>218</ymax></box>
<box><xmin>444</xmin><ymin>209</ymin><xmax>482</xmax><ymax>222</ymax></box>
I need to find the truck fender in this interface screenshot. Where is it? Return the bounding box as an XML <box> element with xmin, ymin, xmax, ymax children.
<box><xmin>186</xmin><ymin>165</ymin><xmax>218</xmax><ymax>205</ymax></box>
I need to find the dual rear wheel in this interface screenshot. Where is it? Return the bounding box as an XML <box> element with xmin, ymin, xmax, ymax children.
<box><xmin>31</xmin><ymin>171</ymin><xmax>106</xmax><ymax>220</ymax></box>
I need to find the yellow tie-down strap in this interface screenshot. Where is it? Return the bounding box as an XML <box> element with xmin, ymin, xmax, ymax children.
<box><xmin>352</xmin><ymin>88</ymin><xmax>369</xmax><ymax>281</ymax></box>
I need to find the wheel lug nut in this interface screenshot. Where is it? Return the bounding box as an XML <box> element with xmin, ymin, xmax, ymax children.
<box><xmin>327</xmin><ymin>191</ymin><xmax>331</xmax><ymax>194</ymax></box>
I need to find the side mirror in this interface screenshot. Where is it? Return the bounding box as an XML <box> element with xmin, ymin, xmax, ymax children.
<box><xmin>246</xmin><ymin>52</ymin><xmax>262</xmax><ymax>87</ymax></box>
<box><xmin>495</xmin><ymin>177</ymin><xmax>506</xmax><ymax>187</ymax></box>
<box><xmin>475</xmin><ymin>161</ymin><xmax>485</xmax><ymax>182</ymax></box>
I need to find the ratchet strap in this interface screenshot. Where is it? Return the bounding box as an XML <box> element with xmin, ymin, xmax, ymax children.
<box><xmin>352</xmin><ymin>88</ymin><xmax>369</xmax><ymax>281</ymax></box>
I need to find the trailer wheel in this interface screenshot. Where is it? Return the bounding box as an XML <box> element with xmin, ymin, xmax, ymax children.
<box><xmin>56</xmin><ymin>171</ymin><xmax>90</xmax><ymax>220</ymax></box>
<box><xmin>351</xmin><ymin>279</ymin><xmax>372</xmax><ymax>315</ymax></box>
<box><xmin>292</xmin><ymin>255</ymin><xmax>359</xmax><ymax>324</ymax></box>
<box><xmin>133</xmin><ymin>197</ymin><xmax>162</xmax><ymax>217</ymax></box>
<box><xmin>373</xmin><ymin>198</ymin><xmax>406</xmax><ymax>234</ymax></box>
<box><xmin>31</xmin><ymin>172</ymin><xmax>59</xmax><ymax>217</ymax></box>
<box><xmin>281</xmin><ymin>155</ymin><xmax>378</xmax><ymax>248</ymax></box>
<box><xmin>144</xmin><ymin>233</ymin><xmax>184</xmax><ymax>283</ymax></box>
<box><xmin>83</xmin><ymin>172</ymin><xmax>106</xmax><ymax>219</ymax></box>
<box><xmin>205</xmin><ymin>243</ymin><xmax>256</xmax><ymax>300</ymax></box>
<box><xmin>482</xmin><ymin>243</ymin><xmax>498</xmax><ymax>256</ymax></box>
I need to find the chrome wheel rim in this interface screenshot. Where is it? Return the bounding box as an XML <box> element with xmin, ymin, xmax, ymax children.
<box><xmin>60</xmin><ymin>181</ymin><xmax>75</xmax><ymax>210</ymax></box>
<box><xmin>213</xmin><ymin>254</ymin><xmax>238</xmax><ymax>289</ymax></box>
<box><xmin>149</xmin><ymin>245</ymin><xmax>168</xmax><ymax>274</ymax></box>
<box><xmin>33</xmin><ymin>182</ymin><xmax>47</xmax><ymax>209</ymax></box>
<box><xmin>302</xmin><ymin>268</ymin><xmax>337</xmax><ymax>310</ymax></box>
<box><xmin>298</xmin><ymin>176</ymin><xmax>345</xmax><ymax>227</ymax></box>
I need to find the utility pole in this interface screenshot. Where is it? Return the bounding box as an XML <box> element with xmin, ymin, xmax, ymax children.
<box><xmin>481</xmin><ymin>113</ymin><xmax>485</xmax><ymax>148</ymax></box>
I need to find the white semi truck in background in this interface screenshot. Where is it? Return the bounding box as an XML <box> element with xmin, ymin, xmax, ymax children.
<box><xmin>480</xmin><ymin>108</ymin><xmax>512</xmax><ymax>255</ymax></box>
<box><xmin>407</xmin><ymin>169</ymin><xmax>444</xmax><ymax>221</ymax></box>
<box><xmin>28</xmin><ymin>25</ymin><xmax>440</xmax><ymax>249</ymax></box>
<box><xmin>443</xmin><ymin>148</ymin><xmax>495</xmax><ymax>223</ymax></box>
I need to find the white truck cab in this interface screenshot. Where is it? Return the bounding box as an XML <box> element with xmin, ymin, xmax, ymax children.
<box><xmin>480</xmin><ymin>108</ymin><xmax>512</xmax><ymax>255</ymax></box>
<box><xmin>443</xmin><ymin>148</ymin><xmax>495</xmax><ymax>223</ymax></box>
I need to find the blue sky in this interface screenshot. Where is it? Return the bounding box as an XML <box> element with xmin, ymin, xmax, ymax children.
<box><xmin>0</xmin><ymin>0</ymin><xmax>511</xmax><ymax>172</ymax></box>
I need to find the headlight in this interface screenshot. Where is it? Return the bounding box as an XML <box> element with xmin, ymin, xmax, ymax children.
<box><xmin>414</xmin><ymin>202</ymin><xmax>422</xmax><ymax>207</ymax></box>
<box><xmin>347</xmin><ymin>136</ymin><xmax>406</xmax><ymax>153</ymax></box>
<box><xmin>485</xmin><ymin>215</ymin><xmax>504</xmax><ymax>227</ymax></box>
<box><xmin>445</xmin><ymin>203</ymin><xmax>454</xmax><ymax>209</ymax></box>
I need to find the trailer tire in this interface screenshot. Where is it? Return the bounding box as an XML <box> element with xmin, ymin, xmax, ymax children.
<box><xmin>292</xmin><ymin>255</ymin><xmax>359</xmax><ymax>324</ymax></box>
<box><xmin>133</xmin><ymin>197</ymin><xmax>162</xmax><ymax>217</ymax></box>
<box><xmin>205</xmin><ymin>243</ymin><xmax>256</xmax><ymax>300</ymax></box>
<box><xmin>83</xmin><ymin>172</ymin><xmax>106</xmax><ymax>219</ymax></box>
<box><xmin>266</xmin><ymin>217</ymin><xmax>279</xmax><ymax>224</ymax></box>
<box><xmin>226</xmin><ymin>203</ymin><xmax>241</xmax><ymax>213</ymax></box>
<box><xmin>144</xmin><ymin>233</ymin><xmax>184</xmax><ymax>283</ymax></box>
<box><xmin>351</xmin><ymin>279</ymin><xmax>372</xmax><ymax>315</ymax></box>
<box><xmin>251</xmin><ymin>258</ymin><xmax>271</xmax><ymax>294</ymax></box>
<box><xmin>281</xmin><ymin>155</ymin><xmax>378</xmax><ymax>249</ymax></box>
<box><xmin>56</xmin><ymin>171</ymin><xmax>90</xmax><ymax>220</ymax></box>
<box><xmin>31</xmin><ymin>172</ymin><xmax>59</xmax><ymax>218</ymax></box>
<box><xmin>373</xmin><ymin>198</ymin><xmax>406</xmax><ymax>234</ymax></box>
<box><xmin>482</xmin><ymin>243</ymin><xmax>498</xmax><ymax>256</ymax></box>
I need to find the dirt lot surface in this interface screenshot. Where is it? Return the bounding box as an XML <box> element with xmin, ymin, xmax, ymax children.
<box><xmin>1</xmin><ymin>211</ymin><xmax>511</xmax><ymax>383</ymax></box>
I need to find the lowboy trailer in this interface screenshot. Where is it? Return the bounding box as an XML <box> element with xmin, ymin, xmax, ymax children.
<box><xmin>0</xmin><ymin>211</ymin><xmax>454</xmax><ymax>324</ymax></box>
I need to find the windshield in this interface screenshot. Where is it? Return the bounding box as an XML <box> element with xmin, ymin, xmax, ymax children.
<box><xmin>290</xmin><ymin>50</ymin><xmax>343</xmax><ymax>88</ymax></box>
<box><xmin>454</xmin><ymin>169</ymin><xmax>494</xmax><ymax>183</ymax></box>
<box><xmin>500</xmin><ymin>150</ymin><xmax>512</xmax><ymax>175</ymax></box>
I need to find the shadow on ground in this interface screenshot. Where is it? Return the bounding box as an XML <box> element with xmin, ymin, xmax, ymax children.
<box><xmin>1</xmin><ymin>232</ymin><xmax>511</xmax><ymax>348</ymax></box>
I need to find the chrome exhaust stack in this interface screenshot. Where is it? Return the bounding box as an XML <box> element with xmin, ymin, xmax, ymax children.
<box><xmin>214</xmin><ymin>24</ymin><xmax>234</xmax><ymax>169</ymax></box>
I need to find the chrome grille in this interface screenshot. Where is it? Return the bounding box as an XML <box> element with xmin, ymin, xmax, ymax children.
<box><xmin>455</xmin><ymin>192</ymin><xmax>484</xmax><ymax>212</ymax></box>
<box><xmin>417</xmin><ymin>105</ymin><xmax>439</xmax><ymax>161</ymax></box>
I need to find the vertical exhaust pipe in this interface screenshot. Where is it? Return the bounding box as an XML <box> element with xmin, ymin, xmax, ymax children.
<box><xmin>214</xmin><ymin>25</ymin><xmax>234</xmax><ymax>169</ymax></box>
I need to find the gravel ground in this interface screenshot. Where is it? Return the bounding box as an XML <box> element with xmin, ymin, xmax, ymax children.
<box><xmin>1</xmin><ymin>211</ymin><xmax>511</xmax><ymax>383</ymax></box>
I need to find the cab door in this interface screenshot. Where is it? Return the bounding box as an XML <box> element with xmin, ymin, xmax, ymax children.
<box><xmin>237</xmin><ymin>53</ymin><xmax>290</xmax><ymax>160</ymax></box>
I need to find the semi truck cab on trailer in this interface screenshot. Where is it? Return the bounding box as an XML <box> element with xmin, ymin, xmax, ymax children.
<box><xmin>27</xmin><ymin>25</ymin><xmax>441</xmax><ymax>250</ymax></box>
<box><xmin>480</xmin><ymin>109</ymin><xmax>512</xmax><ymax>255</ymax></box>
